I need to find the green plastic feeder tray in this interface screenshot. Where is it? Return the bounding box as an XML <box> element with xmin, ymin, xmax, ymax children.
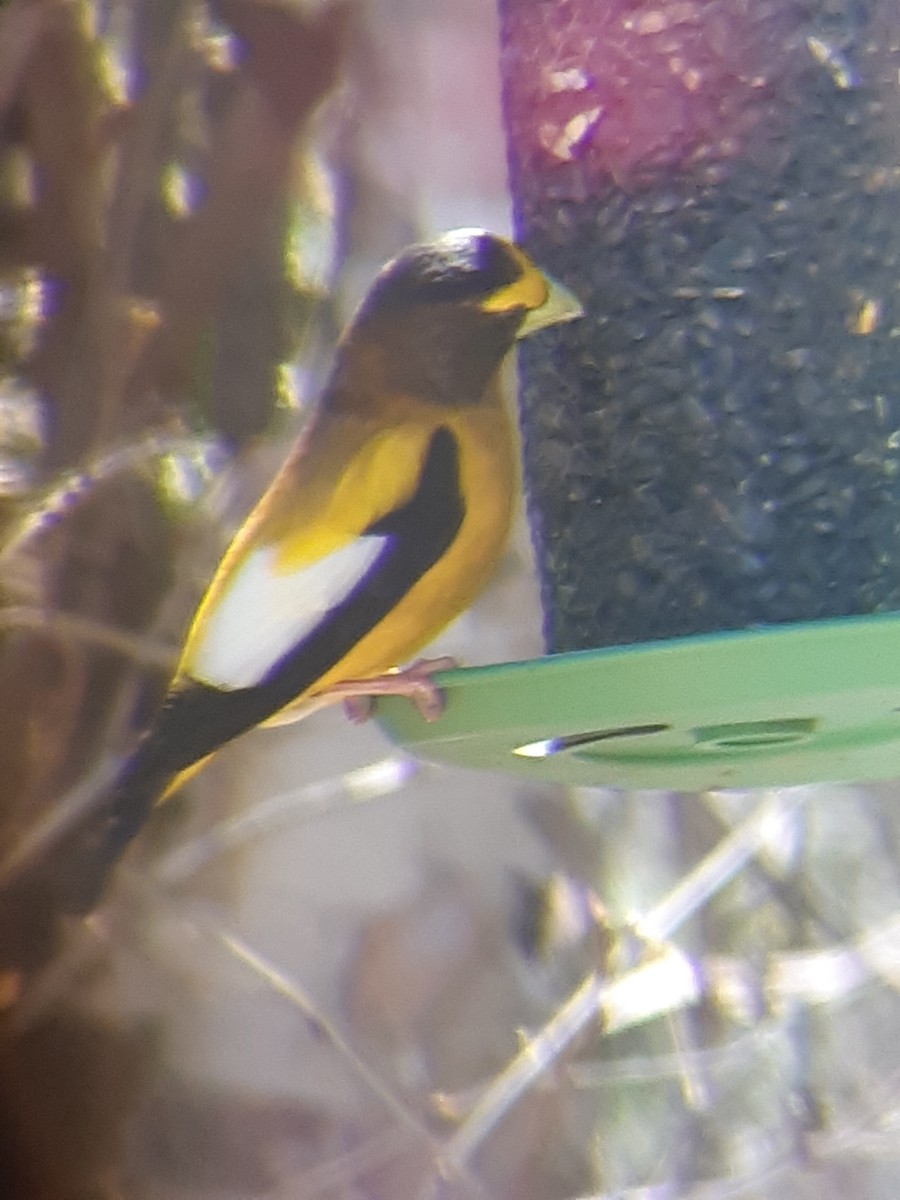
<box><xmin>375</xmin><ymin>613</ymin><xmax>900</xmax><ymax>790</ymax></box>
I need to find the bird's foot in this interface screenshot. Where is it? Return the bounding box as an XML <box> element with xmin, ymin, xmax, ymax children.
<box><xmin>325</xmin><ymin>656</ymin><xmax>458</xmax><ymax>724</ymax></box>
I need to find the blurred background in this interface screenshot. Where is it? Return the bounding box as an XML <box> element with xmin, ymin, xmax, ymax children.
<box><xmin>2</xmin><ymin>1</ymin><xmax>900</xmax><ymax>1198</ymax></box>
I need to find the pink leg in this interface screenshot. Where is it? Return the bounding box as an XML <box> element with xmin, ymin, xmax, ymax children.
<box><xmin>324</xmin><ymin>656</ymin><xmax>458</xmax><ymax>724</ymax></box>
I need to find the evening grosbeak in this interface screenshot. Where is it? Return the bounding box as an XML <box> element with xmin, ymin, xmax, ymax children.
<box><xmin>60</xmin><ymin>229</ymin><xmax>581</xmax><ymax>911</ymax></box>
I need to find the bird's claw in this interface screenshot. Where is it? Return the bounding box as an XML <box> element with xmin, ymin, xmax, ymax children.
<box><xmin>328</xmin><ymin>656</ymin><xmax>458</xmax><ymax>724</ymax></box>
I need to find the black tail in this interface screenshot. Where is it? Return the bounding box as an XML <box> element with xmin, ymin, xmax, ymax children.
<box><xmin>0</xmin><ymin>743</ymin><xmax>175</xmax><ymax>970</ymax></box>
<box><xmin>50</xmin><ymin>741</ymin><xmax>176</xmax><ymax>915</ymax></box>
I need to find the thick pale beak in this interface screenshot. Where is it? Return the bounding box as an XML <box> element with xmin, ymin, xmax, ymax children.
<box><xmin>517</xmin><ymin>275</ymin><xmax>583</xmax><ymax>338</ymax></box>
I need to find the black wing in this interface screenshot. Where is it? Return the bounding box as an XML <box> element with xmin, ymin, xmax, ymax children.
<box><xmin>53</xmin><ymin>426</ymin><xmax>465</xmax><ymax>911</ymax></box>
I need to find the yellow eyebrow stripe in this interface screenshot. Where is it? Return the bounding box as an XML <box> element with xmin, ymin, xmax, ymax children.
<box><xmin>479</xmin><ymin>248</ymin><xmax>549</xmax><ymax>313</ymax></box>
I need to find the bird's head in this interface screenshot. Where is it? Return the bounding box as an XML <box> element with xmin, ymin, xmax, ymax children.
<box><xmin>342</xmin><ymin>230</ymin><xmax>582</xmax><ymax>409</ymax></box>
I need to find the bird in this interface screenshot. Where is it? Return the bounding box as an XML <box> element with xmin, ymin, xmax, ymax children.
<box><xmin>54</xmin><ymin>228</ymin><xmax>582</xmax><ymax>911</ymax></box>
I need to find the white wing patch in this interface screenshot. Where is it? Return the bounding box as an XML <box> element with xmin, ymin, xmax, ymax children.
<box><xmin>189</xmin><ymin>536</ymin><xmax>387</xmax><ymax>689</ymax></box>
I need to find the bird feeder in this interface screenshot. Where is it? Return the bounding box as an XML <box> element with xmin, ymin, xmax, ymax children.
<box><xmin>377</xmin><ymin>0</ymin><xmax>900</xmax><ymax>790</ymax></box>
